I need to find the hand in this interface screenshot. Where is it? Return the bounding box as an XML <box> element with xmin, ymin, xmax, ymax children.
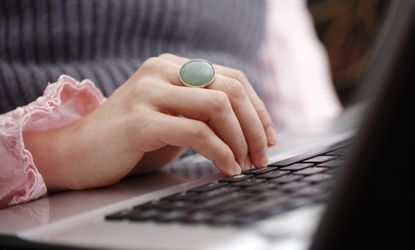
<box><xmin>24</xmin><ymin>53</ymin><xmax>277</xmax><ymax>191</ymax></box>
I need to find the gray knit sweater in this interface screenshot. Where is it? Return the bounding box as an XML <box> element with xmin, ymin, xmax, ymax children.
<box><xmin>0</xmin><ymin>0</ymin><xmax>265</xmax><ymax>113</ymax></box>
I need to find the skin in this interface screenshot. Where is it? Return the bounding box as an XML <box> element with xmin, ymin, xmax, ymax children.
<box><xmin>23</xmin><ymin>53</ymin><xmax>277</xmax><ymax>192</ymax></box>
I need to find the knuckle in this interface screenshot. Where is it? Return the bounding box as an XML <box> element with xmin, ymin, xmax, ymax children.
<box><xmin>123</xmin><ymin>82</ymin><xmax>159</xmax><ymax>113</ymax></box>
<box><xmin>141</xmin><ymin>57</ymin><xmax>163</xmax><ymax>70</ymax></box>
<box><xmin>130</xmin><ymin>78</ymin><xmax>153</xmax><ymax>96</ymax></box>
<box><xmin>251</xmin><ymin>130</ymin><xmax>266</xmax><ymax>144</ymax></box>
<box><xmin>257</xmin><ymin>107</ymin><xmax>270</xmax><ymax>122</ymax></box>
<box><xmin>158</xmin><ymin>53</ymin><xmax>173</xmax><ymax>59</ymax></box>
<box><xmin>208</xmin><ymin>91</ymin><xmax>231</xmax><ymax>113</ymax></box>
<box><xmin>189</xmin><ymin>121</ymin><xmax>210</xmax><ymax>139</ymax></box>
<box><xmin>124</xmin><ymin>109</ymin><xmax>154</xmax><ymax>138</ymax></box>
<box><xmin>224</xmin><ymin>79</ymin><xmax>245</xmax><ymax>99</ymax></box>
<box><xmin>231</xmin><ymin>69</ymin><xmax>249</xmax><ymax>84</ymax></box>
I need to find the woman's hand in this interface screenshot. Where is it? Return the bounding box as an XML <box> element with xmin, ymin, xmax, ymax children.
<box><xmin>24</xmin><ymin>54</ymin><xmax>277</xmax><ymax>191</ymax></box>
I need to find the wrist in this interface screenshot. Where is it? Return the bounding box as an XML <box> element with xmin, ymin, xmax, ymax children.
<box><xmin>23</xmin><ymin>127</ymin><xmax>72</xmax><ymax>192</ymax></box>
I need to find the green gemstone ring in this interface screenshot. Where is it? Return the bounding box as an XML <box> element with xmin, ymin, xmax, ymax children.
<box><xmin>179</xmin><ymin>59</ymin><xmax>216</xmax><ymax>88</ymax></box>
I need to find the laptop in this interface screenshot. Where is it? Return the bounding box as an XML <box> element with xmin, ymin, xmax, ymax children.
<box><xmin>1</xmin><ymin>0</ymin><xmax>413</xmax><ymax>249</ymax></box>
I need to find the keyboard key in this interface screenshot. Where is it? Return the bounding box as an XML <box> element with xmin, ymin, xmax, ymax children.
<box><xmin>269</xmin><ymin>156</ymin><xmax>310</xmax><ymax>167</ymax></box>
<box><xmin>230</xmin><ymin>178</ymin><xmax>265</xmax><ymax>188</ymax></box>
<box><xmin>303</xmin><ymin>155</ymin><xmax>336</xmax><ymax>163</ymax></box>
<box><xmin>189</xmin><ymin>182</ymin><xmax>228</xmax><ymax>193</ymax></box>
<box><xmin>153</xmin><ymin>211</ymin><xmax>186</xmax><ymax>222</ymax></box>
<box><xmin>239</xmin><ymin>198</ymin><xmax>288</xmax><ymax>217</ymax></box>
<box><xmin>214</xmin><ymin>199</ymin><xmax>254</xmax><ymax>214</ymax></box>
<box><xmin>219</xmin><ymin>174</ymin><xmax>252</xmax><ymax>183</ymax></box>
<box><xmin>270</xmin><ymin>175</ymin><xmax>302</xmax><ymax>184</ymax></box>
<box><xmin>279</xmin><ymin>163</ymin><xmax>314</xmax><ymax>171</ymax></box>
<box><xmin>136</xmin><ymin>200</ymin><xmax>190</xmax><ymax>211</ymax></box>
<box><xmin>279</xmin><ymin>182</ymin><xmax>308</xmax><ymax>192</ymax></box>
<box><xmin>256</xmin><ymin>170</ymin><xmax>290</xmax><ymax>179</ymax></box>
<box><xmin>317</xmin><ymin>159</ymin><xmax>344</xmax><ymax>168</ymax></box>
<box><xmin>245</xmin><ymin>182</ymin><xmax>279</xmax><ymax>193</ymax></box>
<box><xmin>209</xmin><ymin>214</ymin><xmax>260</xmax><ymax>226</ymax></box>
<box><xmin>242</xmin><ymin>166</ymin><xmax>279</xmax><ymax>175</ymax></box>
<box><xmin>161</xmin><ymin>191</ymin><xmax>195</xmax><ymax>201</ymax></box>
<box><xmin>208</xmin><ymin>214</ymin><xmax>239</xmax><ymax>225</ymax></box>
<box><xmin>134</xmin><ymin>200</ymin><xmax>167</xmax><ymax>210</ymax></box>
<box><xmin>255</xmin><ymin>191</ymin><xmax>285</xmax><ymax>202</ymax></box>
<box><xmin>191</xmin><ymin>192</ymin><xmax>245</xmax><ymax>210</ymax></box>
<box><xmin>326</xmin><ymin>148</ymin><xmax>350</xmax><ymax>157</ymax></box>
<box><xmin>190</xmin><ymin>187</ymin><xmax>238</xmax><ymax>201</ymax></box>
<box><xmin>293</xmin><ymin>186</ymin><xmax>323</xmax><ymax>197</ymax></box>
<box><xmin>105</xmin><ymin>209</ymin><xmax>132</xmax><ymax>221</ymax></box>
<box><xmin>293</xmin><ymin>167</ymin><xmax>327</xmax><ymax>175</ymax></box>
<box><xmin>302</xmin><ymin>173</ymin><xmax>334</xmax><ymax>183</ymax></box>
<box><xmin>161</xmin><ymin>201</ymin><xmax>192</xmax><ymax>211</ymax></box>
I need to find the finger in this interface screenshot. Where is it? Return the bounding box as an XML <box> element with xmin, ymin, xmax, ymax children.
<box><xmin>208</xmin><ymin>75</ymin><xmax>268</xmax><ymax>168</ymax></box>
<box><xmin>141</xmin><ymin>113</ymin><xmax>241</xmax><ymax>176</ymax></box>
<box><xmin>154</xmin><ymin>84</ymin><xmax>250</xmax><ymax>170</ymax></box>
<box><xmin>159</xmin><ymin>53</ymin><xmax>277</xmax><ymax>148</ymax></box>
<box><xmin>159</xmin><ymin>53</ymin><xmax>268</xmax><ymax>167</ymax></box>
<box><xmin>214</xmin><ymin>66</ymin><xmax>277</xmax><ymax>147</ymax></box>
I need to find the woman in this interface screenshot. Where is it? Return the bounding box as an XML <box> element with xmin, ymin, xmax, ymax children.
<box><xmin>0</xmin><ymin>0</ymin><xmax>341</xmax><ymax>207</ymax></box>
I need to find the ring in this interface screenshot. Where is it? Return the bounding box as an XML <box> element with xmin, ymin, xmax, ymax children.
<box><xmin>179</xmin><ymin>59</ymin><xmax>216</xmax><ymax>88</ymax></box>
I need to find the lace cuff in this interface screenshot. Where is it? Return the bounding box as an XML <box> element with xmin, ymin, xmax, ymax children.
<box><xmin>0</xmin><ymin>75</ymin><xmax>105</xmax><ymax>207</ymax></box>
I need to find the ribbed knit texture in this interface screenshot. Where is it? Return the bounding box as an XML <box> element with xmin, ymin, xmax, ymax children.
<box><xmin>0</xmin><ymin>0</ymin><xmax>265</xmax><ymax>113</ymax></box>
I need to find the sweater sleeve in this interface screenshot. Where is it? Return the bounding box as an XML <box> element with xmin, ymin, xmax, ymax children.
<box><xmin>0</xmin><ymin>75</ymin><xmax>105</xmax><ymax>207</ymax></box>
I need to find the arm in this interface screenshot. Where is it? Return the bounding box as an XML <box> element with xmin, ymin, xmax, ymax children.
<box><xmin>2</xmin><ymin>54</ymin><xmax>277</xmax><ymax>208</ymax></box>
<box><xmin>0</xmin><ymin>75</ymin><xmax>105</xmax><ymax>207</ymax></box>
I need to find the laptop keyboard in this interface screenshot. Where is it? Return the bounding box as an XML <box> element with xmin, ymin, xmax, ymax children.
<box><xmin>105</xmin><ymin>144</ymin><xmax>349</xmax><ymax>226</ymax></box>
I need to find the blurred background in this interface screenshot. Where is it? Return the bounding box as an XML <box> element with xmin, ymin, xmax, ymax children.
<box><xmin>307</xmin><ymin>0</ymin><xmax>391</xmax><ymax>107</ymax></box>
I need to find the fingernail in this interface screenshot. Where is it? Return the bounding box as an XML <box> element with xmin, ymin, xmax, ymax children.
<box><xmin>266</xmin><ymin>127</ymin><xmax>277</xmax><ymax>146</ymax></box>
<box><xmin>232</xmin><ymin>162</ymin><xmax>241</xmax><ymax>175</ymax></box>
<box><xmin>259</xmin><ymin>150</ymin><xmax>269</xmax><ymax>167</ymax></box>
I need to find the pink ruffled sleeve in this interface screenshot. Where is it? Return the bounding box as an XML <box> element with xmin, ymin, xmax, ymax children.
<box><xmin>0</xmin><ymin>75</ymin><xmax>105</xmax><ymax>207</ymax></box>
